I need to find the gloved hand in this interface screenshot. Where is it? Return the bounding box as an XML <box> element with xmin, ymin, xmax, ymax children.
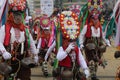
<box><xmin>107</xmin><ymin>43</ymin><xmax>111</xmax><ymax>47</ymax></box>
<box><xmin>65</xmin><ymin>43</ymin><xmax>75</xmax><ymax>53</ymax></box>
<box><xmin>34</xmin><ymin>55</ymin><xmax>39</xmax><ymax>64</ymax></box>
<box><xmin>84</xmin><ymin>69</ymin><xmax>90</xmax><ymax>78</ymax></box>
<box><xmin>80</xmin><ymin>44</ymin><xmax>84</xmax><ymax>49</ymax></box>
<box><xmin>2</xmin><ymin>51</ymin><xmax>11</xmax><ymax>60</ymax></box>
<box><xmin>106</xmin><ymin>39</ymin><xmax>111</xmax><ymax>47</ymax></box>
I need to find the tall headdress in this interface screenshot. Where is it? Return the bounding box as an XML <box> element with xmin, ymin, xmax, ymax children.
<box><xmin>69</xmin><ymin>4</ymin><xmax>81</xmax><ymax>16</ymax></box>
<box><xmin>88</xmin><ymin>0</ymin><xmax>103</xmax><ymax>19</ymax></box>
<box><xmin>59</xmin><ymin>11</ymin><xmax>80</xmax><ymax>40</ymax></box>
<box><xmin>7</xmin><ymin>0</ymin><xmax>27</xmax><ymax>24</ymax></box>
<box><xmin>4</xmin><ymin>0</ymin><xmax>27</xmax><ymax>46</ymax></box>
<box><xmin>9</xmin><ymin>0</ymin><xmax>26</xmax><ymax>12</ymax></box>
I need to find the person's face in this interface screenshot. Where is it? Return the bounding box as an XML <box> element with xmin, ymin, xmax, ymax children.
<box><xmin>92</xmin><ymin>17</ymin><xmax>99</xmax><ymax>24</ymax></box>
<box><xmin>13</xmin><ymin>12</ymin><xmax>22</xmax><ymax>24</ymax></box>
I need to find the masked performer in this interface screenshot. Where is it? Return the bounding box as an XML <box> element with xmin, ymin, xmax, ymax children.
<box><xmin>0</xmin><ymin>0</ymin><xmax>38</xmax><ymax>80</ymax></box>
<box><xmin>54</xmin><ymin>11</ymin><xmax>90</xmax><ymax>80</ymax></box>
<box><xmin>36</xmin><ymin>15</ymin><xmax>51</xmax><ymax>77</ymax></box>
<box><xmin>79</xmin><ymin>0</ymin><xmax>111</xmax><ymax>80</ymax></box>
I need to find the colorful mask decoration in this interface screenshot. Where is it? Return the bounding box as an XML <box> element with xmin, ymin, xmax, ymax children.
<box><xmin>88</xmin><ymin>0</ymin><xmax>103</xmax><ymax>19</ymax></box>
<box><xmin>9</xmin><ymin>0</ymin><xmax>26</xmax><ymax>11</ymax></box>
<box><xmin>69</xmin><ymin>4</ymin><xmax>81</xmax><ymax>16</ymax></box>
<box><xmin>59</xmin><ymin>11</ymin><xmax>80</xmax><ymax>40</ymax></box>
<box><xmin>40</xmin><ymin>16</ymin><xmax>51</xmax><ymax>29</ymax></box>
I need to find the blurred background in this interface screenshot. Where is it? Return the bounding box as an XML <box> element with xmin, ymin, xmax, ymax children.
<box><xmin>26</xmin><ymin>0</ymin><xmax>117</xmax><ymax>18</ymax></box>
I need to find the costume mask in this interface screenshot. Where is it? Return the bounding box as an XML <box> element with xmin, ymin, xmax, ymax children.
<box><xmin>59</xmin><ymin>11</ymin><xmax>80</xmax><ymax>40</ymax></box>
<box><xmin>69</xmin><ymin>4</ymin><xmax>81</xmax><ymax>16</ymax></box>
<box><xmin>88</xmin><ymin>0</ymin><xmax>103</xmax><ymax>19</ymax></box>
<box><xmin>40</xmin><ymin>16</ymin><xmax>51</xmax><ymax>30</ymax></box>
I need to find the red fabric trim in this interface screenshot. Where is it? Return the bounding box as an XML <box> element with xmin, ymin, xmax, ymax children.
<box><xmin>34</xmin><ymin>25</ymin><xmax>37</xmax><ymax>32</ymax></box>
<box><xmin>100</xmin><ymin>25</ymin><xmax>102</xmax><ymax>37</ymax></box>
<box><xmin>41</xmin><ymin>38</ymin><xmax>46</xmax><ymax>48</ymax></box>
<box><xmin>85</xmin><ymin>25</ymin><xmax>91</xmax><ymax>38</ymax></box>
<box><xmin>40</xmin><ymin>30</ymin><xmax>50</xmax><ymax>48</ymax></box>
<box><xmin>0</xmin><ymin>0</ymin><xmax>8</xmax><ymax>20</ymax></box>
<box><xmin>115</xmin><ymin>8</ymin><xmax>119</xmax><ymax>23</ymax></box>
<box><xmin>85</xmin><ymin>24</ymin><xmax>102</xmax><ymax>38</ymax></box>
<box><xmin>3</xmin><ymin>23</ymin><xmax>27</xmax><ymax>46</ymax></box>
<box><xmin>4</xmin><ymin>23</ymin><xmax>11</xmax><ymax>46</ymax></box>
<box><xmin>6</xmin><ymin>13</ymin><xmax>25</xmax><ymax>31</ymax></box>
<box><xmin>59</xmin><ymin>46</ymin><xmax>80</xmax><ymax>68</ymax></box>
<box><xmin>75</xmin><ymin>47</ymin><xmax>80</xmax><ymax>66</ymax></box>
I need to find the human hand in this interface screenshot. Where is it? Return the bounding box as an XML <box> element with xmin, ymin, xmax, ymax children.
<box><xmin>80</xmin><ymin>44</ymin><xmax>84</xmax><ymax>49</ymax></box>
<box><xmin>106</xmin><ymin>39</ymin><xmax>111</xmax><ymax>47</ymax></box>
<box><xmin>65</xmin><ymin>43</ymin><xmax>75</xmax><ymax>53</ymax></box>
<box><xmin>2</xmin><ymin>51</ymin><xmax>11</xmax><ymax>60</ymax></box>
<box><xmin>107</xmin><ymin>43</ymin><xmax>111</xmax><ymax>47</ymax></box>
<box><xmin>84</xmin><ymin>69</ymin><xmax>90</xmax><ymax>78</ymax></box>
